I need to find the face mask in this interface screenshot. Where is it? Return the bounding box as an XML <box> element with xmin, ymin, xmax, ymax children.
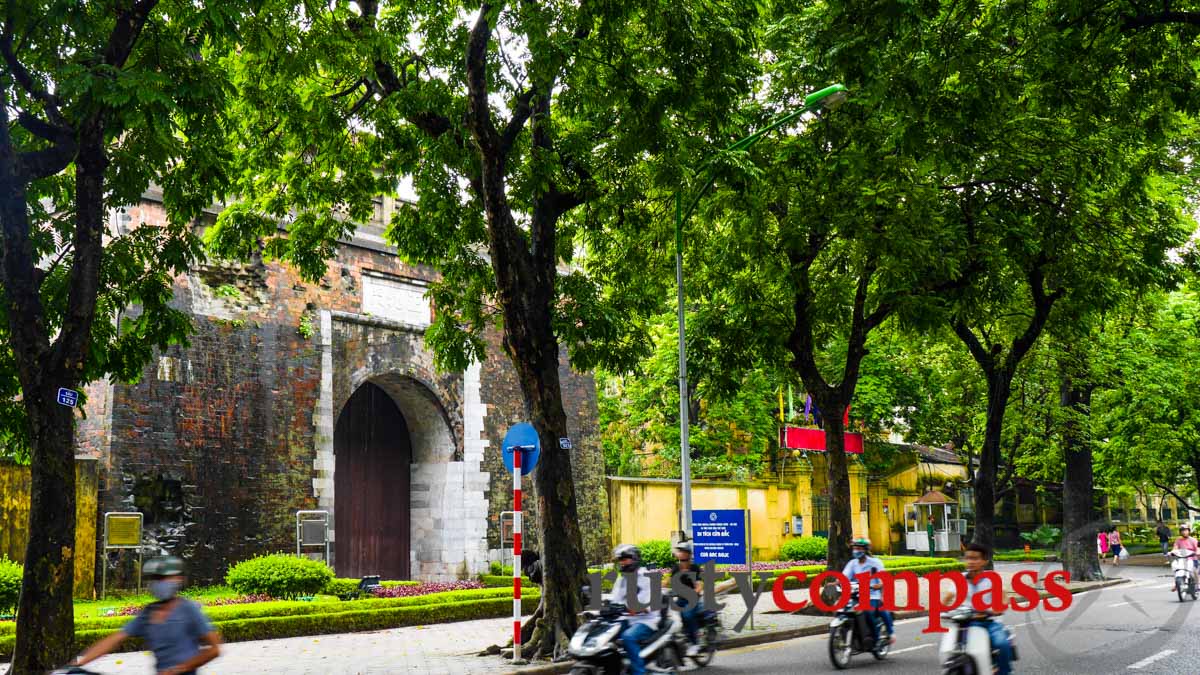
<box><xmin>852</xmin><ymin>550</ymin><xmax>865</xmax><ymax>559</ymax></box>
<box><xmin>150</xmin><ymin>579</ymin><xmax>181</xmax><ymax>601</ymax></box>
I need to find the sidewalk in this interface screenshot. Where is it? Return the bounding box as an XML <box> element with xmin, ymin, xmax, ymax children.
<box><xmin>6</xmin><ymin>565</ymin><xmax>1126</xmax><ymax>675</ymax></box>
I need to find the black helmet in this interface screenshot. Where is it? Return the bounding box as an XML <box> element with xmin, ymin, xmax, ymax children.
<box><xmin>142</xmin><ymin>555</ymin><xmax>185</xmax><ymax>578</ymax></box>
<box><xmin>612</xmin><ymin>544</ymin><xmax>641</xmax><ymax>565</ymax></box>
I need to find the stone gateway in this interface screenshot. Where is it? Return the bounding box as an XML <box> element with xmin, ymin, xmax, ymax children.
<box><xmin>76</xmin><ymin>195</ymin><xmax>610</xmax><ymax>584</ymax></box>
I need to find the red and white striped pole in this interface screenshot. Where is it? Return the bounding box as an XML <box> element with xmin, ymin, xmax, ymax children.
<box><xmin>513</xmin><ymin>447</ymin><xmax>523</xmax><ymax>662</ymax></box>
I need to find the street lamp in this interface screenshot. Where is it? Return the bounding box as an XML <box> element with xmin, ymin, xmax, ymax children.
<box><xmin>675</xmin><ymin>84</ymin><xmax>847</xmax><ymax>540</ymax></box>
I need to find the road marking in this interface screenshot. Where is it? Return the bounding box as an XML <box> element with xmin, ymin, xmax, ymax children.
<box><xmin>890</xmin><ymin>643</ymin><xmax>934</xmax><ymax>654</ymax></box>
<box><xmin>1128</xmin><ymin>649</ymin><xmax>1176</xmax><ymax>670</ymax></box>
<box><xmin>1109</xmin><ymin>601</ymin><xmax>1133</xmax><ymax>607</ymax></box>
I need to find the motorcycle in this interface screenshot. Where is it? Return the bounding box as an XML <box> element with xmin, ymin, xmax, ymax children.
<box><xmin>1169</xmin><ymin>548</ymin><xmax>1197</xmax><ymax>602</ymax></box>
<box><xmin>938</xmin><ymin>607</ymin><xmax>1018</xmax><ymax>675</ymax></box>
<box><xmin>828</xmin><ymin>582</ymin><xmax>891</xmax><ymax>669</ymax></box>
<box><xmin>673</xmin><ymin>600</ymin><xmax>721</xmax><ymax>667</ymax></box>
<box><xmin>567</xmin><ymin>596</ymin><xmax>685</xmax><ymax>674</ymax></box>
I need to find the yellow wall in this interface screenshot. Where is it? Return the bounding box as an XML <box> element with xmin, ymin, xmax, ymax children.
<box><xmin>608</xmin><ymin>473</ymin><xmax>812</xmax><ymax>562</ymax></box>
<box><xmin>608</xmin><ymin>455</ymin><xmax>969</xmax><ymax>559</ymax></box>
<box><xmin>0</xmin><ymin>459</ymin><xmax>98</xmax><ymax>597</ymax></box>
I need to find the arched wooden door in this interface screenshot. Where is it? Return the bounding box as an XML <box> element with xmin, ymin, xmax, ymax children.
<box><xmin>335</xmin><ymin>382</ymin><xmax>411</xmax><ymax>580</ymax></box>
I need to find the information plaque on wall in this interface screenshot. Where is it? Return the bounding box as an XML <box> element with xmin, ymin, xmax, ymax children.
<box><xmin>104</xmin><ymin>512</ymin><xmax>143</xmax><ymax>548</ymax></box>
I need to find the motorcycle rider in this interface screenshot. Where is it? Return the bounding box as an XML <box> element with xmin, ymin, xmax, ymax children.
<box><xmin>610</xmin><ymin>544</ymin><xmax>658</xmax><ymax>675</ymax></box>
<box><xmin>669</xmin><ymin>540</ymin><xmax>703</xmax><ymax>657</ymax></box>
<box><xmin>70</xmin><ymin>556</ymin><xmax>222</xmax><ymax>674</ymax></box>
<box><xmin>943</xmin><ymin>543</ymin><xmax>1012</xmax><ymax>675</ymax></box>
<box><xmin>1171</xmin><ymin>525</ymin><xmax>1200</xmax><ymax>590</ymax></box>
<box><xmin>841</xmin><ymin>537</ymin><xmax>894</xmax><ymax>646</ymax></box>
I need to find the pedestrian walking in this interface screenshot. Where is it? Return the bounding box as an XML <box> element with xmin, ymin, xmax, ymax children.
<box><xmin>1097</xmin><ymin>528</ymin><xmax>1109</xmax><ymax>562</ymax></box>
<box><xmin>1157</xmin><ymin>519</ymin><xmax>1173</xmax><ymax>558</ymax></box>
<box><xmin>1109</xmin><ymin>527</ymin><xmax>1123</xmax><ymax>566</ymax></box>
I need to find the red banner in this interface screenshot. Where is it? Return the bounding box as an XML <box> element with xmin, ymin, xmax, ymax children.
<box><xmin>778</xmin><ymin>426</ymin><xmax>863</xmax><ymax>454</ymax></box>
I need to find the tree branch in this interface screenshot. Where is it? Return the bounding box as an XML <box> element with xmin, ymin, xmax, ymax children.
<box><xmin>1151</xmin><ymin>480</ymin><xmax>1200</xmax><ymax>513</ymax></box>
<box><xmin>953</xmin><ymin>320</ymin><xmax>994</xmax><ymax>373</ymax></box>
<box><xmin>465</xmin><ymin>4</ymin><xmax>500</xmax><ymax>157</ymax></box>
<box><xmin>103</xmin><ymin>0</ymin><xmax>160</xmax><ymax>68</ymax></box>
<box><xmin>0</xmin><ymin>12</ymin><xmax>67</xmax><ymax>127</ymax></box>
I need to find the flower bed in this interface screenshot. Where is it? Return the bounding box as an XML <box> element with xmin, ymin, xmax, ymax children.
<box><xmin>371</xmin><ymin>581</ymin><xmax>484</xmax><ymax>597</ymax></box>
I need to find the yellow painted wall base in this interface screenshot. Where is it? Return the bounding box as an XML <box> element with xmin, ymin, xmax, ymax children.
<box><xmin>0</xmin><ymin>459</ymin><xmax>99</xmax><ymax>598</ymax></box>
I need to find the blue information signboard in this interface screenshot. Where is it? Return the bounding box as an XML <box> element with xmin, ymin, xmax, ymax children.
<box><xmin>692</xmin><ymin>509</ymin><xmax>748</xmax><ymax>566</ymax></box>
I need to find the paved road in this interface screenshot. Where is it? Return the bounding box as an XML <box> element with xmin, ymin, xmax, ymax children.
<box><xmin>700</xmin><ymin>562</ymin><xmax>1199</xmax><ymax>674</ymax></box>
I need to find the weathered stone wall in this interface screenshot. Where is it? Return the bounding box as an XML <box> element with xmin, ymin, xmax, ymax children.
<box><xmin>90</xmin><ymin>197</ymin><xmax>608</xmax><ymax>582</ymax></box>
<box><xmin>478</xmin><ymin>329</ymin><xmax>611</xmax><ymax>566</ymax></box>
<box><xmin>0</xmin><ymin>459</ymin><xmax>98</xmax><ymax>597</ymax></box>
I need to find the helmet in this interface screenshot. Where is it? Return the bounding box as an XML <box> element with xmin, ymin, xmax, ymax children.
<box><xmin>142</xmin><ymin>555</ymin><xmax>185</xmax><ymax>578</ymax></box>
<box><xmin>851</xmin><ymin>537</ymin><xmax>871</xmax><ymax>551</ymax></box>
<box><xmin>612</xmin><ymin>544</ymin><xmax>641</xmax><ymax>565</ymax></box>
<box><xmin>672</xmin><ymin>541</ymin><xmax>693</xmax><ymax>554</ymax></box>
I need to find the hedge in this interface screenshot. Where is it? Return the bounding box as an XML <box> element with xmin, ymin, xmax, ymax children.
<box><xmin>0</xmin><ymin>595</ymin><xmax>542</xmax><ymax>658</ymax></box>
<box><xmin>225</xmin><ymin>554</ymin><xmax>335</xmax><ymax>599</ymax></box>
<box><xmin>0</xmin><ymin>587</ymin><xmax>526</xmax><ymax>637</ymax></box>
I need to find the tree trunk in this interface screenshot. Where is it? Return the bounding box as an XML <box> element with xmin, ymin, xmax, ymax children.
<box><xmin>974</xmin><ymin>371</ymin><xmax>1011</xmax><ymax>554</ymax></box>
<box><xmin>11</xmin><ymin>386</ymin><xmax>77</xmax><ymax>673</ymax></box>
<box><xmin>1060</xmin><ymin>375</ymin><xmax>1102</xmax><ymax>581</ymax></box>
<box><xmin>822</xmin><ymin>406</ymin><xmax>854</xmax><ymax>571</ymax></box>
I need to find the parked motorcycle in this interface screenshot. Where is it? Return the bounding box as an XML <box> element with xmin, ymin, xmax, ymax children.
<box><xmin>938</xmin><ymin>607</ymin><xmax>1018</xmax><ymax>675</ymax></box>
<box><xmin>828</xmin><ymin>582</ymin><xmax>891</xmax><ymax>669</ymax></box>
<box><xmin>1169</xmin><ymin>548</ymin><xmax>1197</xmax><ymax>602</ymax></box>
<box><xmin>567</xmin><ymin>597</ymin><xmax>685</xmax><ymax>674</ymax></box>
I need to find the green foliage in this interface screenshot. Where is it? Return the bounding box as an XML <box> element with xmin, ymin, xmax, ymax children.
<box><xmin>0</xmin><ymin>559</ymin><xmax>21</xmax><ymax>614</ymax></box>
<box><xmin>213</xmin><ymin>284</ymin><xmax>243</xmax><ymax>301</ymax></box>
<box><xmin>598</xmin><ymin>316</ymin><xmax>778</xmax><ymax>479</ymax></box>
<box><xmin>637</xmin><ymin>540</ymin><xmax>675</xmax><ymax>570</ymax></box>
<box><xmin>225</xmin><ymin>554</ymin><xmax>335</xmax><ymax>600</ymax></box>
<box><xmin>297</xmin><ymin>313</ymin><xmax>316</xmax><ymax>340</ymax></box>
<box><xmin>1020</xmin><ymin>525</ymin><xmax>1062</xmax><ymax>548</ymax></box>
<box><xmin>780</xmin><ymin>537</ymin><xmax>829</xmax><ymax>562</ymax></box>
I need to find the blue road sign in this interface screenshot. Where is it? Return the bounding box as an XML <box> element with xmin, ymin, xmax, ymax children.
<box><xmin>57</xmin><ymin>388</ymin><xmax>79</xmax><ymax>408</ymax></box>
<box><xmin>502</xmin><ymin>422</ymin><xmax>541</xmax><ymax>476</ymax></box>
<box><xmin>693</xmin><ymin>509</ymin><xmax>748</xmax><ymax>566</ymax></box>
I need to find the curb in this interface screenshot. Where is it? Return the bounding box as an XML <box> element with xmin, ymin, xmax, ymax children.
<box><xmin>500</xmin><ymin>577</ymin><xmax>1130</xmax><ymax>675</ymax></box>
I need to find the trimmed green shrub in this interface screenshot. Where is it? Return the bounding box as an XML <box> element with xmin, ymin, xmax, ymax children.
<box><xmin>0</xmin><ymin>558</ymin><xmax>20</xmax><ymax>614</ymax></box>
<box><xmin>322</xmin><ymin>578</ymin><xmax>362</xmax><ymax>600</ymax></box>
<box><xmin>225</xmin><ymin>554</ymin><xmax>334</xmax><ymax>600</ymax></box>
<box><xmin>637</xmin><ymin>539</ymin><xmax>674</xmax><ymax>569</ymax></box>
<box><xmin>0</xmin><ymin>595</ymin><xmax>543</xmax><ymax>658</ymax></box>
<box><xmin>780</xmin><ymin>536</ymin><xmax>828</xmax><ymax>561</ymax></box>
<box><xmin>381</xmin><ymin>580</ymin><xmax>420</xmax><ymax>588</ymax></box>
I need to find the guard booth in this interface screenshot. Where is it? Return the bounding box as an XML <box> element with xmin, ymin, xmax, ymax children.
<box><xmin>905</xmin><ymin>490</ymin><xmax>965</xmax><ymax>552</ymax></box>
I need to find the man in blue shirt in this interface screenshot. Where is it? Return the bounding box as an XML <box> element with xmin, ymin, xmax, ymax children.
<box><xmin>72</xmin><ymin>556</ymin><xmax>222</xmax><ymax>675</ymax></box>
<box><xmin>841</xmin><ymin>537</ymin><xmax>894</xmax><ymax>646</ymax></box>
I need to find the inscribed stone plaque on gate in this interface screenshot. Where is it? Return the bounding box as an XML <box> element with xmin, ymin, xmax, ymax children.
<box><xmin>106</xmin><ymin>515</ymin><xmax>141</xmax><ymax>547</ymax></box>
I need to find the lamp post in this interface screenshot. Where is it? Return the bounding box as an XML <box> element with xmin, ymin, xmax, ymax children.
<box><xmin>675</xmin><ymin>84</ymin><xmax>847</xmax><ymax>540</ymax></box>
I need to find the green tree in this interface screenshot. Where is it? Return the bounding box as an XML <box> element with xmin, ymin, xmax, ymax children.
<box><xmin>1097</xmin><ymin>291</ymin><xmax>1200</xmax><ymax>519</ymax></box>
<box><xmin>210</xmin><ymin>0</ymin><xmax>761</xmax><ymax>655</ymax></box>
<box><xmin>0</xmin><ymin>1</ymin><xmax>246</xmax><ymax>668</ymax></box>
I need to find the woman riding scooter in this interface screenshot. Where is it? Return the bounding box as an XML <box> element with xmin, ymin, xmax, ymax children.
<box><xmin>1171</xmin><ymin>526</ymin><xmax>1200</xmax><ymax>591</ymax></box>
